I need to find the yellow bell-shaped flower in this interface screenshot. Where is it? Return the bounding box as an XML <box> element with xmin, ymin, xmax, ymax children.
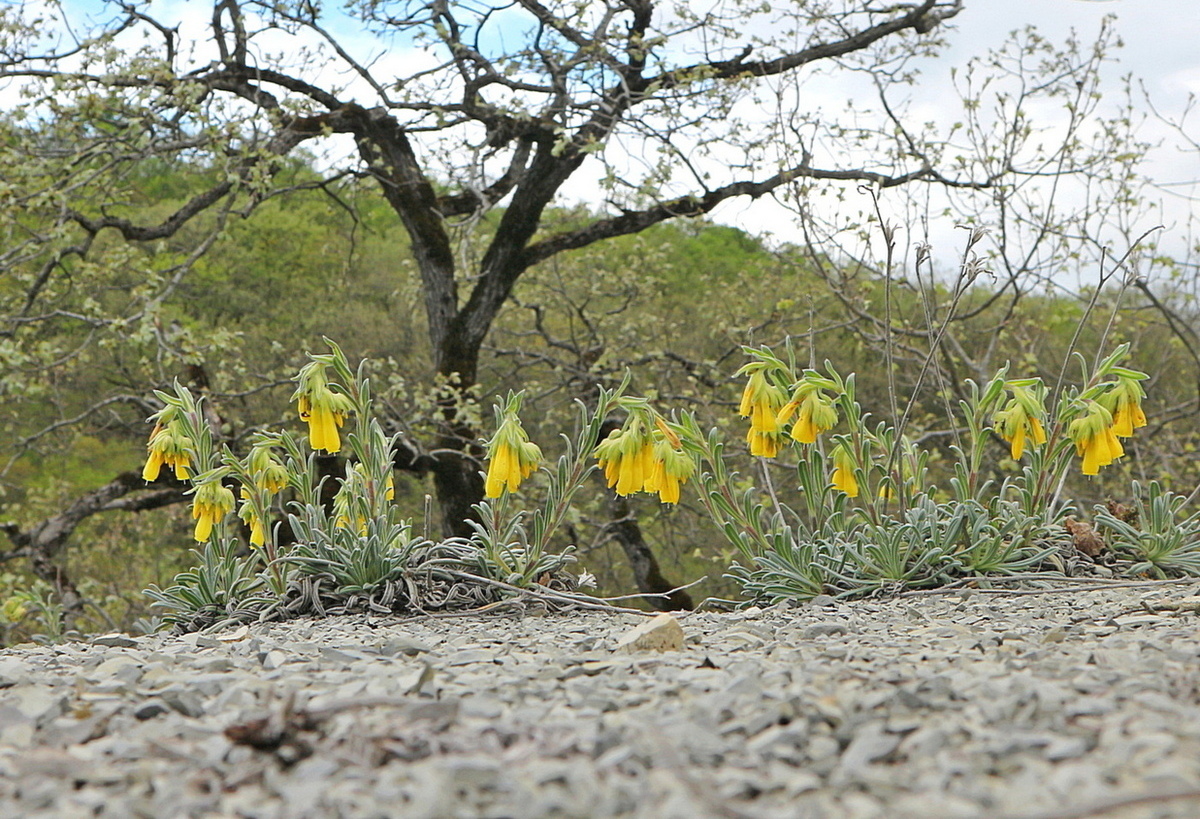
<box><xmin>192</xmin><ymin>480</ymin><xmax>235</xmax><ymax>542</ymax></box>
<box><xmin>484</xmin><ymin>400</ymin><xmax>541</xmax><ymax>498</ymax></box>
<box><xmin>1068</xmin><ymin>401</ymin><xmax>1123</xmax><ymax>476</ymax></box>
<box><xmin>291</xmin><ymin>362</ymin><xmax>355</xmax><ymax>454</ymax></box>
<box><xmin>830</xmin><ymin>443</ymin><xmax>859</xmax><ymax>498</ymax></box>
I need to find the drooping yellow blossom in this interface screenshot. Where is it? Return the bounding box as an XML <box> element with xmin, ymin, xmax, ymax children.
<box><xmin>1068</xmin><ymin>401</ymin><xmax>1124</xmax><ymax>476</ymax></box>
<box><xmin>297</xmin><ymin>391</ymin><xmax>352</xmax><ymax>453</ymax></box>
<box><xmin>1010</xmin><ymin>415</ymin><xmax>1045</xmax><ymax>460</ymax></box>
<box><xmin>249</xmin><ymin>517</ymin><xmax>266</xmax><ymax>548</ymax></box>
<box><xmin>242</xmin><ymin>508</ymin><xmax>267</xmax><ymax>547</ymax></box>
<box><xmin>1078</xmin><ymin>426</ymin><xmax>1125</xmax><ymax>476</ymax></box>
<box><xmin>1112</xmin><ymin>401</ymin><xmax>1146</xmax><ymax>438</ymax></box>
<box><xmin>830</xmin><ymin>444</ymin><xmax>859</xmax><ymax>498</ymax></box>
<box><xmin>646</xmin><ymin>440</ymin><xmax>695</xmax><ymax>505</ymax></box>
<box><xmin>778</xmin><ymin>387</ymin><xmax>839</xmax><ymax>445</ymax></box>
<box><xmin>620</xmin><ymin>439</ymin><xmax>655</xmax><ymax>496</ymax></box>
<box><xmin>483</xmin><ymin>401</ymin><xmax>542</xmax><ymax>498</ymax></box>
<box><xmin>291</xmin><ymin>362</ymin><xmax>355</xmax><ymax>454</ymax></box>
<box><xmin>142</xmin><ymin>420</ymin><xmax>193</xmax><ymax>482</ymax></box>
<box><xmin>597</xmin><ymin>424</ymin><xmax>651</xmax><ymax>496</ymax></box>
<box><xmin>595</xmin><ymin>429</ymin><xmax>626</xmax><ymax>488</ymax></box>
<box><xmin>596</xmin><ymin>428</ymin><xmax>654</xmax><ymax>496</ymax></box>
<box><xmin>247</xmin><ymin>443</ymin><xmax>289</xmax><ymax>493</ymax></box>
<box><xmin>993</xmin><ymin>384</ymin><xmax>1047</xmax><ymax>460</ymax></box>
<box><xmin>746</xmin><ymin>426</ymin><xmax>782</xmax><ymax>458</ymax></box>
<box><xmin>485</xmin><ymin>440</ymin><xmax>520</xmax><ymax>497</ymax></box>
<box><xmin>385</xmin><ymin>473</ymin><xmax>395</xmax><ymax>501</ymax></box>
<box><xmin>192</xmin><ymin>480</ymin><xmax>235</xmax><ymax>542</ymax></box>
<box><xmin>238</xmin><ymin>488</ymin><xmax>269</xmax><ymax>548</ymax></box>
<box><xmin>738</xmin><ymin>369</ymin><xmax>787</xmax><ymax>458</ymax></box>
<box><xmin>595</xmin><ymin>411</ymin><xmax>693</xmax><ymax>504</ymax></box>
<box><xmin>1099</xmin><ymin>375</ymin><xmax>1148</xmax><ymax>438</ymax></box>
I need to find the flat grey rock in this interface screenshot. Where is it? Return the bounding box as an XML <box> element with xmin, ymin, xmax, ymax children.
<box><xmin>90</xmin><ymin>633</ymin><xmax>140</xmax><ymax>648</ymax></box>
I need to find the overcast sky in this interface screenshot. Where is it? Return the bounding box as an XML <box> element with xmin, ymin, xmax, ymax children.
<box><xmin>708</xmin><ymin>0</ymin><xmax>1200</xmax><ymax>272</ymax></box>
<box><xmin>949</xmin><ymin>0</ymin><xmax>1200</xmax><ymax>105</ymax></box>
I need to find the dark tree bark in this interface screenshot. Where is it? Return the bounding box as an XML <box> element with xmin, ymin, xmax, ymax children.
<box><xmin>607</xmin><ymin>494</ymin><xmax>695</xmax><ymax>611</ymax></box>
<box><xmin>218</xmin><ymin>3</ymin><xmax>965</xmax><ymax>537</ymax></box>
<box><xmin>1</xmin><ymin>0</ymin><xmax>973</xmax><ymax>579</ymax></box>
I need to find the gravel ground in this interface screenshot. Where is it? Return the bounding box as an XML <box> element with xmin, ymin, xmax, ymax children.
<box><xmin>2</xmin><ymin>581</ymin><xmax>1200</xmax><ymax>818</ymax></box>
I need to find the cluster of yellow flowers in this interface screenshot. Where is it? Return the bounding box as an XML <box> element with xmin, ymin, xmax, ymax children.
<box><xmin>593</xmin><ymin>412</ymin><xmax>694</xmax><ymax>504</ymax></box>
<box><xmin>738</xmin><ymin>362</ymin><xmax>840</xmax><ymax>457</ymax></box>
<box><xmin>1106</xmin><ymin>376</ymin><xmax>1149</xmax><ymax>437</ymax></box>
<box><xmin>738</xmin><ymin>359</ymin><xmax>849</xmax><ymax>488</ymax></box>
<box><xmin>142</xmin><ymin>413</ymin><xmax>193</xmax><ymax>482</ymax></box>
<box><xmin>141</xmin><ymin>398</ymin><xmax>225</xmax><ymax>541</ymax></box>
<box><xmin>291</xmin><ymin>361</ymin><xmax>355</xmax><ymax>454</ymax></box>
<box><xmin>483</xmin><ymin>395</ymin><xmax>543</xmax><ymax>499</ymax></box>
<box><xmin>142</xmin><ymin>354</ymin><xmax>370</xmax><ymax>545</ymax></box>
<box><xmin>481</xmin><ymin>395</ymin><xmax>694</xmax><ymax>505</ymax></box>
<box><xmin>237</xmin><ymin>442</ymin><xmax>290</xmax><ymax>546</ymax></box>
<box><xmin>736</xmin><ymin>354</ymin><xmax>1151</xmax><ymax>499</ymax></box>
<box><xmin>993</xmin><ymin>373</ymin><xmax>1147</xmax><ymax>476</ymax></box>
<box><xmin>993</xmin><ymin>380</ymin><xmax>1048</xmax><ymax>460</ymax></box>
<box><xmin>191</xmin><ymin>479</ymin><xmax>235</xmax><ymax>542</ymax></box>
<box><xmin>738</xmin><ymin>369</ymin><xmax>787</xmax><ymax>457</ymax></box>
<box><xmin>778</xmin><ymin>382</ymin><xmax>840</xmax><ymax>445</ymax></box>
<box><xmin>1068</xmin><ymin>374</ymin><xmax>1147</xmax><ymax>475</ymax></box>
<box><xmin>141</xmin><ymin>343</ymin><xmax>1152</xmax><ymax>550</ymax></box>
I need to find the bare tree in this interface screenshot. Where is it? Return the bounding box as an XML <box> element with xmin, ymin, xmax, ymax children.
<box><xmin>0</xmin><ymin>1</ymin><xmax>980</xmax><ymax>531</ymax></box>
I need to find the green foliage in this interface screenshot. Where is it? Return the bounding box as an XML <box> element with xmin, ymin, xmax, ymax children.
<box><xmin>144</xmin><ymin>539</ymin><xmax>271</xmax><ymax>631</ymax></box>
<box><xmin>143</xmin><ymin>340</ymin><xmax>591</xmax><ymax>631</ymax></box>
<box><xmin>470</xmin><ymin>380</ymin><xmax>627</xmax><ymax>586</ymax></box>
<box><xmin>5</xmin><ymin>193</ymin><xmax>1199</xmax><ymax>622</ymax></box>
<box><xmin>472</xmin><ymin>331</ymin><xmax>1162</xmax><ymax>608</ymax></box>
<box><xmin>0</xmin><ymin>144</ymin><xmax>1197</xmax><ymax>621</ymax></box>
<box><xmin>0</xmin><ymin>577</ymin><xmax>74</xmax><ymax>645</ymax></box>
<box><xmin>1095</xmin><ymin>481</ymin><xmax>1200</xmax><ymax>577</ymax></box>
<box><xmin>2</xmin><ymin>0</ymin><xmax>1199</xmax><ymax>630</ymax></box>
<box><xmin>681</xmin><ymin>339</ymin><xmax>1166</xmax><ymax>604</ymax></box>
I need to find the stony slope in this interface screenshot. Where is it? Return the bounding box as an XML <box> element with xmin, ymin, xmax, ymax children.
<box><xmin>2</xmin><ymin>582</ymin><xmax>1199</xmax><ymax>818</ymax></box>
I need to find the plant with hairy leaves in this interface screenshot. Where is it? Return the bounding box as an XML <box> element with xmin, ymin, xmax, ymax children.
<box><xmin>683</xmin><ymin>337</ymin><xmax>1151</xmax><ymax>605</ymax></box>
<box><xmin>144</xmin><ymin>539</ymin><xmax>275</xmax><ymax>631</ymax></box>
<box><xmin>469</xmin><ymin>376</ymin><xmax>634</xmax><ymax>589</ymax></box>
<box><xmin>143</xmin><ymin>381</ymin><xmax>273</xmax><ymax>629</ymax></box>
<box><xmin>276</xmin><ymin>350</ymin><xmax>431</xmax><ymax>609</ymax></box>
<box><xmin>1095</xmin><ymin>481</ymin><xmax>1200</xmax><ymax>577</ymax></box>
<box><xmin>144</xmin><ymin>339</ymin><xmax>590</xmax><ymax>630</ymax></box>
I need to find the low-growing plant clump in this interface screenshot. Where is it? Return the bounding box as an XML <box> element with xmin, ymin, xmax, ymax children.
<box><xmin>135</xmin><ymin>322</ymin><xmax>1200</xmax><ymax>634</ymax></box>
<box><xmin>144</xmin><ymin>342</ymin><xmax>594</xmax><ymax>632</ymax></box>
<box><xmin>699</xmin><ymin>344</ymin><xmax>1187</xmax><ymax>604</ymax></box>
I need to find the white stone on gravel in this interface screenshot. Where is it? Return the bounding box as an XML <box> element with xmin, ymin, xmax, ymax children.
<box><xmin>2</xmin><ymin>583</ymin><xmax>1200</xmax><ymax>817</ymax></box>
<box><xmin>613</xmin><ymin>612</ymin><xmax>685</xmax><ymax>653</ymax></box>
<box><xmin>90</xmin><ymin>632</ymin><xmax>141</xmax><ymax>648</ymax></box>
